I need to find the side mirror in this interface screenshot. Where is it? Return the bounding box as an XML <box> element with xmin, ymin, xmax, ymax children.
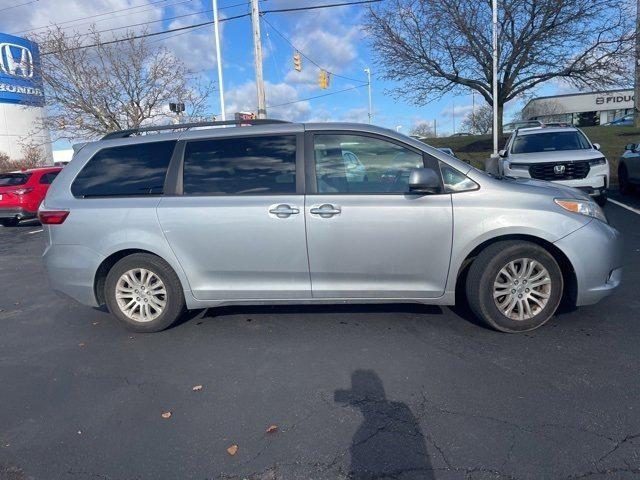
<box><xmin>625</xmin><ymin>143</ymin><xmax>636</xmax><ymax>152</ymax></box>
<box><xmin>498</xmin><ymin>149</ymin><xmax>507</xmax><ymax>158</ymax></box>
<box><xmin>593</xmin><ymin>143</ymin><xmax>601</xmax><ymax>151</ymax></box>
<box><xmin>408</xmin><ymin>167</ymin><xmax>441</xmax><ymax>194</ymax></box>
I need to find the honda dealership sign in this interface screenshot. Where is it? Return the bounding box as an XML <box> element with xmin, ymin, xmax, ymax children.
<box><xmin>0</xmin><ymin>33</ymin><xmax>44</xmax><ymax>106</ymax></box>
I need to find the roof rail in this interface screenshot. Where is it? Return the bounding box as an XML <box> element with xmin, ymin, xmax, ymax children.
<box><xmin>100</xmin><ymin>119</ymin><xmax>291</xmax><ymax>140</ymax></box>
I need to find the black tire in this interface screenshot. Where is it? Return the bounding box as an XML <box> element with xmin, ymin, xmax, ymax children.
<box><xmin>594</xmin><ymin>194</ymin><xmax>607</xmax><ymax>207</ymax></box>
<box><xmin>618</xmin><ymin>164</ymin><xmax>633</xmax><ymax>195</ymax></box>
<box><xmin>1</xmin><ymin>218</ymin><xmax>19</xmax><ymax>227</ymax></box>
<box><xmin>104</xmin><ymin>253</ymin><xmax>186</xmax><ymax>332</ymax></box>
<box><xmin>465</xmin><ymin>241</ymin><xmax>563</xmax><ymax>333</ymax></box>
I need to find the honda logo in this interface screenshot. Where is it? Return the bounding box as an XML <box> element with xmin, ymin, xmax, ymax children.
<box><xmin>554</xmin><ymin>164</ymin><xmax>566</xmax><ymax>175</ymax></box>
<box><xmin>0</xmin><ymin>43</ymin><xmax>34</xmax><ymax>79</ymax></box>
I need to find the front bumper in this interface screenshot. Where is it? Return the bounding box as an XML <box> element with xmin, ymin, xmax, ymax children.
<box><xmin>503</xmin><ymin>162</ymin><xmax>609</xmax><ymax>196</ymax></box>
<box><xmin>0</xmin><ymin>207</ymin><xmax>34</xmax><ymax>220</ymax></box>
<box><xmin>554</xmin><ymin>219</ymin><xmax>623</xmax><ymax>306</ymax></box>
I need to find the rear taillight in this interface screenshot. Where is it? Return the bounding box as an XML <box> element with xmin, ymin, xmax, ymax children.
<box><xmin>13</xmin><ymin>187</ymin><xmax>34</xmax><ymax>195</ymax></box>
<box><xmin>38</xmin><ymin>210</ymin><xmax>69</xmax><ymax>225</ymax></box>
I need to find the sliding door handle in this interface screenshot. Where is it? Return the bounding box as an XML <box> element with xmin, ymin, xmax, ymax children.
<box><xmin>310</xmin><ymin>204</ymin><xmax>341</xmax><ymax>217</ymax></box>
<box><xmin>269</xmin><ymin>204</ymin><xmax>300</xmax><ymax>218</ymax></box>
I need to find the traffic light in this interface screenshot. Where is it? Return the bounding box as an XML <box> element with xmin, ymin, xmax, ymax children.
<box><xmin>318</xmin><ymin>70</ymin><xmax>330</xmax><ymax>89</ymax></box>
<box><xmin>293</xmin><ymin>52</ymin><xmax>302</xmax><ymax>72</ymax></box>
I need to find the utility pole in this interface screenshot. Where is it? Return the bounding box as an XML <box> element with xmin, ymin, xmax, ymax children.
<box><xmin>212</xmin><ymin>0</ymin><xmax>225</xmax><ymax>121</ymax></box>
<box><xmin>433</xmin><ymin>118</ymin><xmax>437</xmax><ymax>137</ymax></box>
<box><xmin>492</xmin><ymin>0</ymin><xmax>499</xmax><ymax>154</ymax></box>
<box><xmin>364</xmin><ymin>67</ymin><xmax>373</xmax><ymax>124</ymax></box>
<box><xmin>452</xmin><ymin>100</ymin><xmax>456</xmax><ymax>134</ymax></box>
<box><xmin>250</xmin><ymin>0</ymin><xmax>267</xmax><ymax>119</ymax></box>
<box><xmin>635</xmin><ymin>0</ymin><xmax>640</xmax><ymax>127</ymax></box>
<box><xmin>472</xmin><ymin>90</ymin><xmax>476</xmax><ymax>132</ymax></box>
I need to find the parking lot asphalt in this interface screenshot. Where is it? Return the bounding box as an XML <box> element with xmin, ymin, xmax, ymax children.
<box><xmin>1</xmin><ymin>198</ymin><xmax>639</xmax><ymax>480</ymax></box>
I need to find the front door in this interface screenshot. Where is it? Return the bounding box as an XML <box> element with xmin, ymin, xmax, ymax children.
<box><xmin>157</xmin><ymin>133</ymin><xmax>311</xmax><ymax>301</ymax></box>
<box><xmin>305</xmin><ymin>132</ymin><xmax>453</xmax><ymax>298</ymax></box>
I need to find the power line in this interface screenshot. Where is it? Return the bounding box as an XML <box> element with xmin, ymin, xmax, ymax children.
<box><xmin>14</xmin><ymin>0</ymin><xmax>177</xmax><ymax>35</ymax></box>
<box><xmin>262</xmin><ymin>0</ymin><xmax>381</xmax><ymax>15</ymax></box>
<box><xmin>41</xmin><ymin>0</ymin><xmax>382</xmax><ymax>56</ymax></box>
<box><xmin>77</xmin><ymin>8</ymin><xmax>213</xmax><ymax>38</ymax></box>
<box><xmin>260</xmin><ymin>15</ymin><xmax>367</xmax><ymax>84</ymax></box>
<box><xmin>66</xmin><ymin>1</ymin><xmax>253</xmax><ymax>39</ymax></box>
<box><xmin>42</xmin><ymin>13</ymin><xmax>248</xmax><ymax>55</ymax></box>
<box><xmin>0</xmin><ymin>0</ymin><xmax>38</xmax><ymax>13</ymax></box>
<box><xmin>268</xmin><ymin>84</ymin><xmax>366</xmax><ymax>108</ymax></box>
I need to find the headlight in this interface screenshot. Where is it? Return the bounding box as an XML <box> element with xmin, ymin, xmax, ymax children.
<box><xmin>507</xmin><ymin>162</ymin><xmax>529</xmax><ymax>171</ymax></box>
<box><xmin>554</xmin><ymin>198</ymin><xmax>607</xmax><ymax>223</ymax></box>
<box><xmin>588</xmin><ymin>157</ymin><xmax>607</xmax><ymax>166</ymax></box>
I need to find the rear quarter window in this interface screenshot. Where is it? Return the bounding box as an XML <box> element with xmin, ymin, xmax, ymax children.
<box><xmin>72</xmin><ymin>141</ymin><xmax>176</xmax><ymax>197</ymax></box>
<box><xmin>39</xmin><ymin>171</ymin><xmax>60</xmax><ymax>184</ymax></box>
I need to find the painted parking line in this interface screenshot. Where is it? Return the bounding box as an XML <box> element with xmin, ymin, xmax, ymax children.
<box><xmin>27</xmin><ymin>229</ymin><xmax>43</xmax><ymax>235</ymax></box>
<box><xmin>608</xmin><ymin>198</ymin><xmax>640</xmax><ymax>216</ymax></box>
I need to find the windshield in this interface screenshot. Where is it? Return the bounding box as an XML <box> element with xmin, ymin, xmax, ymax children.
<box><xmin>0</xmin><ymin>173</ymin><xmax>30</xmax><ymax>186</ymax></box>
<box><xmin>511</xmin><ymin>131</ymin><xmax>591</xmax><ymax>154</ymax></box>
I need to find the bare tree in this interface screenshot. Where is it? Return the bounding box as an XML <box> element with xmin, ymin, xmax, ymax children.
<box><xmin>366</xmin><ymin>0</ymin><xmax>633</xmax><ymax>136</ymax></box>
<box><xmin>409</xmin><ymin>121</ymin><xmax>435</xmax><ymax>137</ymax></box>
<box><xmin>35</xmin><ymin>28</ymin><xmax>213</xmax><ymax>140</ymax></box>
<box><xmin>460</xmin><ymin>104</ymin><xmax>493</xmax><ymax>134</ymax></box>
<box><xmin>521</xmin><ymin>98</ymin><xmax>564</xmax><ymax>121</ymax></box>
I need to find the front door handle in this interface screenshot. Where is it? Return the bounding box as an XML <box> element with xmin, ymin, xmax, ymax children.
<box><xmin>269</xmin><ymin>204</ymin><xmax>300</xmax><ymax>218</ymax></box>
<box><xmin>310</xmin><ymin>204</ymin><xmax>341</xmax><ymax>217</ymax></box>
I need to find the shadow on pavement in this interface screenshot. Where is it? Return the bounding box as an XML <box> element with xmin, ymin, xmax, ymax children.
<box><xmin>201</xmin><ymin>303</ymin><xmax>445</xmax><ymax>319</ymax></box>
<box><xmin>335</xmin><ymin>370</ymin><xmax>433</xmax><ymax>480</ymax></box>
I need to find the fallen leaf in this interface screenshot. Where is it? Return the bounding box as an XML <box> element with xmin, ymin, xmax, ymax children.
<box><xmin>266</xmin><ymin>425</ymin><xmax>278</xmax><ymax>434</ymax></box>
<box><xmin>161</xmin><ymin>411</ymin><xmax>172</xmax><ymax>419</ymax></box>
<box><xmin>226</xmin><ymin>444</ymin><xmax>238</xmax><ymax>456</ymax></box>
<box><xmin>92</xmin><ymin>321</ymin><xmax>100</xmax><ymax>326</ymax></box>
<box><xmin>78</xmin><ymin>342</ymin><xmax>86</xmax><ymax>348</ymax></box>
<box><xmin>192</xmin><ymin>385</ymin><xmax>203</xmax><ymax>391</ymax></box>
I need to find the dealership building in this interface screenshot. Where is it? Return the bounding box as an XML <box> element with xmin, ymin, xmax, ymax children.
<box><xmin>0</xmin><ymin>32</ymin><xmax>52</xmax><ymax>162</ymax></box>
<box><xmin>522</xmin><ymin>89</ymin><xmax>634</xmax><ymax>127</ymax></box>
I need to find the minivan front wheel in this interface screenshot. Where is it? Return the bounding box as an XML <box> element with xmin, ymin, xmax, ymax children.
<box><xmin>466</xmin><ymin>241</ymin><xmax>563</xmax><ymax>333</ymax></box>
<box><xmin>105</xmin><ymin>253</ymin><xmax>185</xmax><ymax>332</ymax></box>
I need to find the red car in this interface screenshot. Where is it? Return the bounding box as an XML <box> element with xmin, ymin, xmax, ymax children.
<box><xmin>0</xmin><ymin>167</ymin><xmax>63</xmax><ymax>227</ymax></box>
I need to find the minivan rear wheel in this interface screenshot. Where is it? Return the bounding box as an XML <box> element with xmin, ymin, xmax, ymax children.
<box><xmin>105</xmin><ymin>253</ymin><xmax>185</xmax><ymax>332</ymax></box>
<box><xmin>466</xmin><ymin>241</ymin><xmax>563</xmax><ymax>333</ymax></box>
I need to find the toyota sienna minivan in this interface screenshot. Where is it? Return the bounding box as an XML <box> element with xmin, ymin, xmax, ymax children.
<box><xmin>40</xmin><ymin>120</ymin><xmax>622</xmax><ymax>333</ymax></box>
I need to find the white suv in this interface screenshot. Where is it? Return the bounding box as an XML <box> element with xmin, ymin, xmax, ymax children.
<box><xmin>499</xmin><ymin>126</ymin><xmax>609</xmax><ymax>206</ymax></box>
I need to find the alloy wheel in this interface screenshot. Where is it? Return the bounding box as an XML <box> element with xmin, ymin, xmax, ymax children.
<box><xmin>115</xmin><ymin>268</ymin><xmax>167</xmax><ymax>322</ymax></box>
<box><xmin>493</xmin><ymin>258</ymin><xmax>551</xmax><ymax>321</ymax></box>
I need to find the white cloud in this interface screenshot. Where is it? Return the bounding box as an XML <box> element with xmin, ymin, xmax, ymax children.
<box><xmin>226</xmin><ymin>80</ymin><xmax>311</xmax><ymax>121</ymax></box>
<box><xmin>0</xmin><ymin>0</ymin><xmax>164</xmax><ymax>39</ymax></box>
<box><xmin>439</xmin><ymin>103</ymin><xmax>475</xmax><ymax>119</ymax></box>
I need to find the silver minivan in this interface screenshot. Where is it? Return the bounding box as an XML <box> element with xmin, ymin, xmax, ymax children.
<box><xmin>40</xmin><ymin>120</ymin><xmax>622</xmax><ymax>333</ymax></box>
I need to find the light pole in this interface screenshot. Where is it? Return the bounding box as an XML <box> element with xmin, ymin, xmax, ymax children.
<box><xmin>492</xmin><ymin>0</ymin><xmax>499</xmax><ymax>155</ymax></box>
<box><xmin>364</xmin><ymin>67</ymin><xmax>373</xmax><ymax>124</ymax></box>
<box><xmin>212</xmin><ymin>0</ymin><xmax>225</xmax><ymax>121</ymax></box>
<box><xmin>395</xmin><ymin>125</ymin><xmax>403</xmax><ymax>132</ymax></box>
<box><xmin>635</xmin><ymin>0</ymin><xmax>640</xmax><ymax>127</ymax></box>
<box><xmin>250</xmin><ymin>0</ymin><xmax>267</xmax><ymax>119</ymax></box>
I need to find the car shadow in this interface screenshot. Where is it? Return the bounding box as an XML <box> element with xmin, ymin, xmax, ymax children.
<box><xmin>336</xmin><ymin>369</ymin><xmax>434</xmax><ymax>479</ymax></box>
<box><xmin>199</xmin><ymin>302</ymin><xmax>445</xmax><ymax>320</ymax></box>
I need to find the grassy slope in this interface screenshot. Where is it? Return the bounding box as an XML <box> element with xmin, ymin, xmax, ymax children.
<box><xmin>424</xmin><ymin>126</ymin><xmax>640</xmax><ymax>183</ymax></box>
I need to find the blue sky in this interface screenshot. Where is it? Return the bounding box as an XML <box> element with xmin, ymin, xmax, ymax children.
<box><xmin>0</xmin><ymin>0</ymin><xmax>575</xmax><ymax>148</ymax></box>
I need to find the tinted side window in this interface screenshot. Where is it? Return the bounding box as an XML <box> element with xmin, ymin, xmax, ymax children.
<box><xmin>314</xmin><ymin>134</ymin><xmax>424</xmax><ymax>194</ymax></box>
<box><xmin>39</xmin><ymin>172</ymin><xmax>59</xmax><ymax>184</ymax></box>
<box><xmin>72</xmin><ymin>141</ymin><xmax>176</xmax><ymax>197</ymax></box>
<box><xmin>183</xmin><ymin>135</ymin><xmax>297</xmax><ymax>195</ymax></box>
